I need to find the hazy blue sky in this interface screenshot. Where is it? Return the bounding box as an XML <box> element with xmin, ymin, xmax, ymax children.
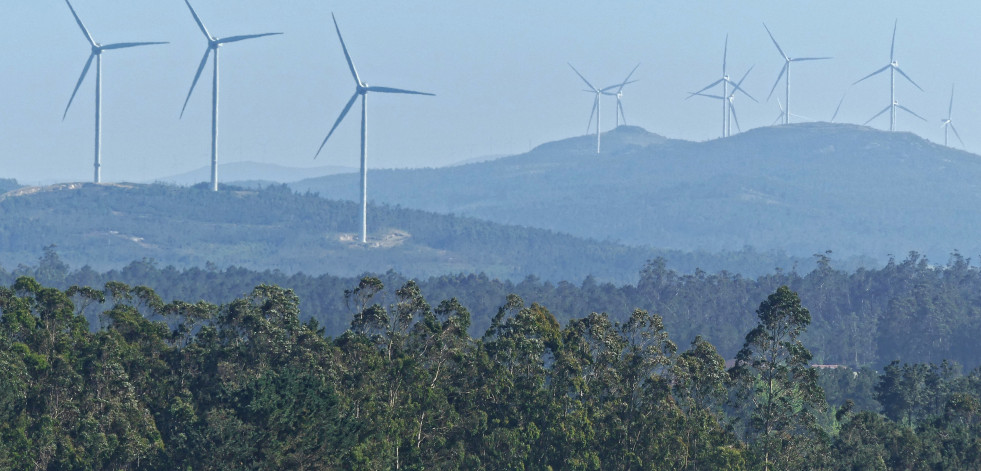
<box><xmin>3</xmin><ymin>1</ymin><xmax>980</xmax><ymax>184</ymax></box>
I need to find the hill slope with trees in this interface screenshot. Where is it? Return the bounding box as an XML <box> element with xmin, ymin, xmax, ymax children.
<box><xmin>0</xmin><ymin>182</ymin><xmax>805</xmax><ymax>284</ymax></box>
<box><xmin>293</xmin><ymin>123</ymin><xmax>981</xmax><ymax>262</ymax></box>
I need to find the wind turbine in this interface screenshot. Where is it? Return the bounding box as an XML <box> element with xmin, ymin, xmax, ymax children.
<box><xmin>62</xmin><ymin>0</ymin><xmax>167</xmax><ymax>184</ymax></box>
<box><xmin>772</xmin><ymin>97</ymin><xmax>814</xmax><ymax>125</ymax></box>
<box><xmin>863</xmin><ymin>100</ymin><xmax>925</xmax><ymax>128</ymax></box>
<box><xmin>601</xmin><ymin>64</ymin><xmax>640</xmax><ymax>127</ymax></box>
<box><xmin>692</xmin><ymin>66</ymin><xmax>754</xmax><ymax>136</ymax></box>
<box><xmin>687</xmin><ymin>35</ymin><xmax>755</xmax><ymax>138</ymax></box>
<box><xmin>763</xmin><ymin>23</ymin><xmax>831</xmax><ymax>125</ymax></box>
<box><xmin>569</xmin><ymin>63</ymin><xmax>615</xmax><ymax>153</ymax></box>
<box><xmin>853</xmin><ymin>19</ymin><xmax>923</xmax><ymax>131</ymax></box>
<box><xmin>180</xmin><ymin>0</ymin><xmax>282</xmax><ymax>192</ymax></box>
<box><xmin>315</xmin><ymin>13</ymin><xmax>434</xmax><ymax>244</ymax></box>
<box><xmin>940</xmin><ymin>84</ymin><xmax>964</xmax><ymax>148</ymax></box>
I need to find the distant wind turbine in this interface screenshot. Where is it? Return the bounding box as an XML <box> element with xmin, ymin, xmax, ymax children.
<box><xmin>762</xmin><ymin>23</ymin><xmax>831</xmax><ymax>125</ymax></box>
<box><xmin>601</xmin><ymin>64</ymin><xmax>640</xmax><ymax>127</ymax></box>
<box><xmin>180</xmin><ymin>0</ymin><xmax>282</xmax><ymax>192</ymax></box>
<box><xmin>693</xmin><ymin>66</ymin><xmax>754</xmax><ymax>136</ymax></box>
<box><xmin>772</xmin><ymin>97</ymin><xmax>813</xmax><ymax>125</ymax></box>
<box><xmin>687</xmin><ymin>35</ymin><xmax>755</xmax><ymax>138</ymax></box>
<box><xmin>940</xmin><ymin>84</ymin><xmax>964</xmax><ymax>148</ymax></box>
<box><xmin>863</xmin><ymin>100</ymin><xmax>925</xmax><ymax>127</ymax></box>
<box><xmin>853</xmin><ymin>19</ymin><xmax>922</xmax><ymax>131</ymax></box>
<box><xmin>569</xmin><ymin>64</ymin><xmax>617</xmax><ymax>153</ymax></box>
<box><xmin>62</xmin><ymin>0</ymin><xmax>167</xmax><ymax>184</ymax></box>
<box><xmin>315</xmin><ymin>13</ymin><xmax>434</xmax><ymax>244</ymax></box>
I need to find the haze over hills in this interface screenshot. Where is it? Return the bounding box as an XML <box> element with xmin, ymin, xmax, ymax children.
<box><xmin>291</xmin><ymin>123</ymin><xmax>981</xmax><ymax>263</ymax></box>
<box><xmin>152</xmin><ymin>161</ymin><xmax>356</xmax><ymax>186</ymax></box>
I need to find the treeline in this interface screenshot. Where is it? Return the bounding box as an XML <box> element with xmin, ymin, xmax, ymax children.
<box><xmin>6</xmin><ymin>248</ymin><xmax>981</xmax><ymax>369</ymax></box>
<box><xmin>3</xmin><ymin>277</ymin><xmax>981</xmax><ymax>469</ymax></box>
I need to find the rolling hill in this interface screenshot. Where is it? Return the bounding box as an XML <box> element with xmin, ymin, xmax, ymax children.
<box><xmin>291</xmin><ymin>123</ymin><xmax>981</xmax><ymax>263</ymax></box>
<box><xmin>0</xmin><ymin>182</ymin><xmax>806</xmax><ymax>283</ymax></box>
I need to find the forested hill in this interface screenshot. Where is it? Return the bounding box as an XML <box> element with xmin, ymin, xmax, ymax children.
<box><xmin>292</xmin><ymin>123</ymin><xmax>981</xmax><ymax>262</ymax></box>
<box><xmin>0</xmin><ymin>182</ymin><xmax>805</xmax><ymax>283</ymax></box>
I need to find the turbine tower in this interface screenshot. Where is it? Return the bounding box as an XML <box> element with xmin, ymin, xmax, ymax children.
<box><xmin>601</xmin><ymin>64</ymin><xmax>640</xmax><ymax>127</ymax></box>
<box><xmin>688</xmin><ymin>35</ymin><xmax>754</xmax><ymax>138</ymax></box>
<box><xmin>315</xmin><ymin>13</ymin><xmax>434</xmax><ymax>244</ymax></box>
<box><xmin>569</xmin><ymin>64</ymin><xmax>616</xmax><ymax>153</ymax></box>
<box><xmin>940</xmin><ymin>84</ymin><xmax>964</xmax><ymax>148</ymax></box>
<box><xmin>762</xmin><ymin>23</ymin><xmax>831</xmax><ymax>125</ymax></box>
<box><xmin>62</xmin><ymin>0</ymin><xmax>166</xmax><ymax>184</ymax></box>
<box><xmin>853</xmin><ymin>19</ymin><xmax>922</xmax><ymax>131</ymax></box>
<box><xmin>180</xmin><ymin>0</ymin><xmax>282</xmax><ymax>192</ymax></box>
<box><xmin>692</xmin><ymin>66</ymin><xmax>754</xmax><ymax>137</ymax></box>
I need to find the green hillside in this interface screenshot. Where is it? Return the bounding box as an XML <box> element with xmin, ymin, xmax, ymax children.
<box><xmin>292</xmin><ymin>123</ymin><xmax>981</xmax><ymax>262</ymax></box>
<box><xmin>0</xmin><ymin>182</ymin><xmax>805</xmax><ymax>283</ymax></box>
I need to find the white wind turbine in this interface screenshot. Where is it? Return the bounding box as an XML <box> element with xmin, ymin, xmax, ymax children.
<box><xmin>853</xmin><ymin>20</ymin><xmax>923</xmax><ymax>131</ymax></box>
<box><xmin>62</xmin><ymin>0</ymin><xmax>167</xmax><ymax>184</ymax></box>
<box><xmin>940</xmin><ymin>85</ymin><xmax>964</xmax><ymax>148</ymax></box>
<box><xmin>569</xmin><ymin>63</ymin><xmax>617</xmax><ymax>153</ymax></box>
<box><xmin>693</xmin><ymin>66</ymin><xmax>754</xmax><ymax>137</ymax></box>
<box><xmin>315</xmin><ymin>13</ymin><xmax>434</xmax><ymax>244</ymax></box>
<box><xmin>864</xmin><ymin>100</ymin><xmax>926</xmax><ymax>128</ymax></box>
<box><xmin>763</xmin><ymin>23</ymin><xmax>831</xmax><ymax>125</ymax></box>
<box><xmin>180</xmin><ymin>0</ymin><xmax>282</xmax><ymax>192</ymax></box>
<box><xmin>688</xmin><ymin>35</ymin><xmax>755</xmax><ymax>138</ymax></box>
<box><xmin>602</xmin><ymin>64</ymin><xmax>640</xmax><ymax>127</ymax></box>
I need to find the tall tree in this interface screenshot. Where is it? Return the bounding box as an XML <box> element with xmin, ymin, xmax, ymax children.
<box><xmin>732</xmin><ymin>286</ymin><xmax>828</xmax><ymax>470</ymax></box>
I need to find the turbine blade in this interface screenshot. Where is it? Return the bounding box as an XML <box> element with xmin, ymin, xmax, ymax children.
<box><xmin>897</xmin><ymin>104</ymin><xmax>926</xmax><ymax>122</ymax></box>
<box><xmin>790</xmin><ymin>57</ymin><xmax>832</xmax><ymax>62</ymax></box>
<box><xmin>692</xmin><ymin>93</ymin><xmax>725</xmax><ymax>100</ymax></box>
<box><xmin>601</xmin><ymin>79</ymin><xmax>638</xmax><ymax>93</ymax></box>
<box><xmin>332</xmin><ymin>13</ymin><xmax>362</xmax><ymax>86</ymax></box>
<box><xmin>687</xmin><ymin>78</ymin><xmax>723</xmax><ymax>99</ymax></box>
<box><xmin>762</xmin><ymin>22</ymin><xmax>788</xmax><ymax>60</ymax></box>
<box><xmin>730</xmin><ymin>80</ymin><xmax>757</xmax><ymax>103</ymax></box>
<box><xmin>950</xmin><ymin>123</ymin><xmax>965</xmax><ymax>147</ymax></box>
<box><xmin>735</xmin><ymin>65</ymin><xmax>754</xmax><ymax>88</ymax></box>
<box><xmin>184</xmin><ymin>0</ymin><xmax>212</xmax><ymax>40</ymax></box>
<box><xmin>890</xmin><ymin>19</ymin><xmax>897</xmax><ymax>62</ymax></box>
<box><xmin>180</xmin><ymin>48</ymin><xmax>211</xmax><ymax>118</ymax></box>
<box><xmin>365</xmin><ymin>86</ymin><xmax>435</xmax><ymax>96</ymax></box>
<box><xmin>863</xmin><ymin>105</ymin><xmax>891</xmax><ymax>125</ymax></box>
<box><xmin>586</xmin><ymin>95</ymin><xmax>597</xmax><ymax>133</ymax></box>
<box><xmin>722</xmin><ymin>34</ymin><xmax>728</xmax><ymax>74</ymax></box>
<box><xmin>218</xmin><ymin>32</ymin><xmax>283</xmax><ymax>44</ymax></box>
<box><xmin>894</xmin><ymin>67</ymin><xmax>923</xmax><ymax>91</ymax></box>
<box><xmin>618</xmin><ymin>99</ymin><xmax>626</xmax><ymax>125</ymax></box>
<box><xmin>948</xmin><ymin>84</ymin><xmax>955</xmax><ymax>118</ymax></box>
<box><xmin>63</xmin><ymin>53</ymin><xmax>94</xmax><ymax>120</ymax></box>
<box><xmin>316</xmin><ymin>92</ymin><xmax>360</xmax><ymax>158</ymax></box>
<box><xmin>64</xmin><ymin>0</ymin><xmax>96</xmax><ymax>47</ymax></box>
<box><xmin>618</xmin><ymin>63</ymin><xmax>640</xmax><ymax>92</ymax></box>
<box><xmin>853</xmin><ymin>64</ymin><xmax>890</xmax><ymax>85</ymax></box>
<box><xmin>101</xmin><ymin>41</ymin><xmax>169</xmax><ymax>50</ymax></box>
<box><xmin>771</xmin><ymin>112</ymin><xmax>784</xmax><ymax>126</ymax></box>
<box><xmin>568</xmin><ymin>63</ymin><xmax>597</xmax><ymax>91</ymax></box>
<box><xmin>730</xmin><ymin>104</ymin><xmax>741</xmax><ymax>133</ymax></box>
<box><xmin>831</xmin><ymin>94</ymin><xmax>845</xmax><ymax>122</ymax></box>
<box><xmin>767</xmin><ymin>63</ymin><xmax>786</xmax><ymax>101</ymax></box>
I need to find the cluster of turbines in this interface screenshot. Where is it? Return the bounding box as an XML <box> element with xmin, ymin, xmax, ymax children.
<box><xmin>571</xmin><ymin>20</ymin><xmax>964</xmax><ymax>153</ymax></box>
<box><xmin>61</xmin><ymin>0</ymin><xmax>432</xmax><ymax>244</ymax></box>
<box><xmin>57</xmin><ymin>2</ymin><xmax>965</xmax><ymax>245</ymax></box>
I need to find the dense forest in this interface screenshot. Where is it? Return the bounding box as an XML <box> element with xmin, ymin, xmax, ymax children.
<box><xmin>6</xmin><ymin>248</ymin><xmax>981</xmax><ymax>369</ymax></box>
<box><xmin>3</xmin><ymin>276</ymin><xmax>981</xmax><ymax>469</ymax></box>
